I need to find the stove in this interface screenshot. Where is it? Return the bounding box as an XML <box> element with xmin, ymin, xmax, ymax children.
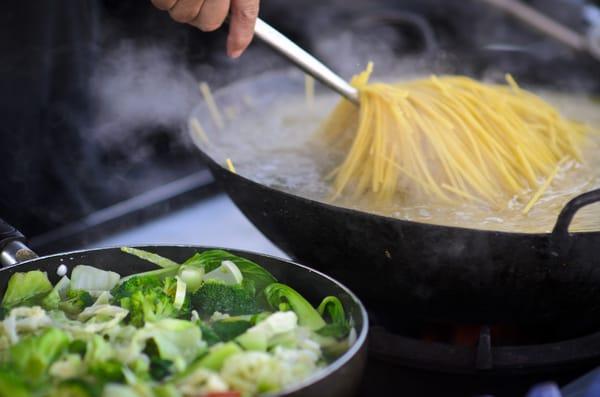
<box><xmin>74</xmin><ymin>190</ymin><xmax>600</xmax><ymax>397</ymax></box>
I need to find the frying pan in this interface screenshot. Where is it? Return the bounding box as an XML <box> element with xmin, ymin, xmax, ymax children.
<box><xmin>188</xmin><ymin>69</ymin><xmax>600</xmax><ymax>329</ymax></box>
<box><xmin>0</xmin><ymin>218</ymin><xmax>368</xmax><ymax>397</ymax></box>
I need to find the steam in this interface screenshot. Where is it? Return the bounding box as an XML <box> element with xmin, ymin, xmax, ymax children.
<box><xmin>89</xmin><ymin>41</ymin><xmax>201</xmax><ymax>145</ymax></box>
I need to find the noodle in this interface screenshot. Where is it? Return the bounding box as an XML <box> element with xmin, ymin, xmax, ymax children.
<box><xmin>199</xmin><ymin>82</ymin><xmax>224</xmax><ymax>130</ymax></box>
<box><xmin>305</xmin><ymin>74</ymin><xmax>315</xmax><ymax>109</ymax></box>
<box><xmin>226</xmin><ymin>158</ymin><xmax>236</xmax><ymax>173</ymax></box>
<box><xmin>320</xmin><ymin>63</ymin><xmax>590</xmax><ymax>209</ymax></box>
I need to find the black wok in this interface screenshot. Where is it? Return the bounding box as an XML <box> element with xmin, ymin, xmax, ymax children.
<box><xmin>0</xmin><ymin>218</ymin><xmax>368</xmax><ymax>397</ymax></box>
<box><xmin>188</xmin><ymin>70</ymin><xmax>600</xmax><ymax>329</ymax></box>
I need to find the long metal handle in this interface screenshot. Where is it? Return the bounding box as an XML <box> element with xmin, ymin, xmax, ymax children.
<box><xmin>253</xmin><ymin>18</ymin><xmax>360</xmax><ymax>105</ymax></box>
<box><xmin>478</xmin><ymin>0</ymin><xmax>600</xmax><ymax>60</ymax></box>
<box><xmin>0</xmin><ymin>217</ymin><xmax>37</xmax><ymax>267</ymax></box>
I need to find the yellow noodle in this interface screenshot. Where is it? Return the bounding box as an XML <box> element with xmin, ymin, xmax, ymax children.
<box><xmin>226</xmin><ymin>158</ymin><xmax>236</xmax><ymax>174</ymax></box>
<box><xmin>189</xmin><ymin>117</ymin><xmax>210</xmax><ymax>146</ymax></box>
<box><xmin>320</xmin><ymin>64</ymin><xmax>590</xmax><ymax>207</ymax></box>
<box><xmin>305</xmin><ymin>74</ymin><xmax>315</xmax><ymax>109</ymax></box>
<box><xmin>522</xmin><ymin>158</ymin><xmax>567</xmax><ymax>214</ymax></box>
<box><xmin>199</xmin><ymin>82</ymin><xmax>224</xmax><ymax>129</ymax></box>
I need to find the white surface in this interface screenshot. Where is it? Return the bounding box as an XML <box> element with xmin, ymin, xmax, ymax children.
<box><xmin>87</xmin><ymin>194</ymin><xmax>287</xmax><ymax>258</ymax></box>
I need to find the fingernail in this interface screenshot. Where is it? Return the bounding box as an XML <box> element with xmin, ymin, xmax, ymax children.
<box><xmin>229</xmin><ymin>49</ymin><xmax>243</xmax><ymax>59</ymax></box>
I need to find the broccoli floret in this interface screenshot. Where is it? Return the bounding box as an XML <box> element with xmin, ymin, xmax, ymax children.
<box><xmin>112</xmin><ymin>276</ymin><xmax>190</xmax><ymax>327</ymax></box>
<box><xmin>191</xmin><ymin>281</ymin><xmax>259</xmax><ymax>317</ymax></box>
<box><xmin>59</xmin><ymin>290</ymin><xmax>94</xmax><ymax>317</ymax></box>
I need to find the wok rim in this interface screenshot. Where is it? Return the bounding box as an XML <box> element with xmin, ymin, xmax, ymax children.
<box><xmin>195</xmin><ymin>144</ymin><xmax>600</xmax><ymax>239</ymax></box>
<box><xmin>0</xmin><ymin>244</ymin><xmax>369</xmax><ymax>397</ymax></box>
<box><xmin>188</xmin><ymin>68</ymin><xmax>600</xmax><ymax>239</ymax></box>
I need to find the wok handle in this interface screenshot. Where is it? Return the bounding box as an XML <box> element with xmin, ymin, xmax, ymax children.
<box><xmin>0</xmin><ymin>217</ymin><xmax>38</xmax><ymax>268</ymax></box>
<box><xmin>551</xmin><ymin>188</ymin><xmax>600</xmax><ymax>256</ymax></box>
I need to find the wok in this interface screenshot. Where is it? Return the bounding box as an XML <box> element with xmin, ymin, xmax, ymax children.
<box><xmin>0</xmin><ymin>218</ymin><xmax>368</xmax><ymax>397</ymax></box>
<box><xmin>188</xmin><ymin>70</ymin><xmax>600</xmax><ymax>329</ymax></box>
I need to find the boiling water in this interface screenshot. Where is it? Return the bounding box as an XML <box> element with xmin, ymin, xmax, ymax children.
<box><xmin>193</xmin><ymin>74</ymin><xmax>600</xmax><ymax>234</ymax></box>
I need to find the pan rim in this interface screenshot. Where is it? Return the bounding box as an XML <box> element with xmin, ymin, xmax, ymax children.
<box><xmin>0</xmin><ymin>244</ymin><xmax>369</xmax><ymax>397</ymax></box>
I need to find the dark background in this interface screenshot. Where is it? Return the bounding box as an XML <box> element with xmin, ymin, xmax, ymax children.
<box><xmin>0</xmin><ymin>0</ymin><xmax>597</xmax><ymax>248</ymax></box>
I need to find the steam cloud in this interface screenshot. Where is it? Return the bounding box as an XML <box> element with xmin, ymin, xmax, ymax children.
<box><xmin>89</xmin><ymin>41</ymin><xmax>201</xmax><ymax>145</ymax></box>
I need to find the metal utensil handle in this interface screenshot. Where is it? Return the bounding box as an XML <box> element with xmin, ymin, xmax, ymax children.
<box><xmin>253</xmin><ymin>18</ymin><xmax>360</xmax><ymax>105</ymax></box>
<box><xmin>478</xmin><ymin>0</ymin><xmax>587</xmax><ymax>52</ymax></box>
<box><xmin>0</xmin><ymin>217</ymin><xmax>37</xmax><ymax>268</ymax></box>
<box><xmin>551</xmin><ymin>188</ymin><xmax>600</xmax><ymax>257</ymax></box>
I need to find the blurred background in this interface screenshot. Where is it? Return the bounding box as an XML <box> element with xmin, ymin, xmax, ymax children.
<box><xmin>0</xmin><ymin>0</ymin><xmax>598</xmax><ymax>254</ymax></box>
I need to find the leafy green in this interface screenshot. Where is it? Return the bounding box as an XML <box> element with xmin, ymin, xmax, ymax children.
<box><xmin>2</xmin><ymin>270</ymin><xmax>53</xmax><ymax>309</ymax></box>
<box><xmin>11</xmin><ymin>328</ymin><xmax>69</xmax><ymax>379</ymax></box>
<box><xmin>263</xmin><ymin>283</ymin><xmax>326</xmax><ymax>331</ymax></box>
<box><xmin>149</xmin><ymin>357</ymin><xmax>173</xmax><ymax>381</ymax></box>
<box><xmin>120</xmin><ymin>247</ymin><xmax>180</xmax><ymax>269</ymax></box>
<box><xmin>316</xmin><ymin>296</ymin><xmax>351</xmax><ymax>338</ymax></box>
<box><xmin>212</xmin><ymin>318</ymin><xmax>253</xmax><ymax>341</ymax></box>
<box><xmin>184</xmin><ymin>250</ymin><xmax>277</xmax><ymax>294</ymax></box>
<box><xmin>140</xmin><ymin>319</ymin><xmax>206</xmax><ymax>371</ymax></box>
<box><xmin>197</xmin><ymin>321</ymin><xmax>221</xmax><ymax>347</ymax></box>
<box><xmin>41</xmin><ymin>276</ymin><xmax>71</xmax><ymax>311</ymax></box>
<box><xmin>191</xmin><ymin>281</ymin><xmax>259</xmax><ymax>317</ymax></box>
<box><xmin>48</xmin><ymin>379</ymin><xmax>97</xmax><ymax>397</ymax></box>
<box><xmin>196</xmin><ymin>342</ymin><xmax>242</xmax><ymax>371</ymax></box>
<box><xmin>0</xmin><ymin>369</ymin><xmax>29</xmax><ymax>397</ymax></box>
<box><xmin>70</xmin><ymin>265</ymin><xmax>120</xmax><ymax>297</ymax></box>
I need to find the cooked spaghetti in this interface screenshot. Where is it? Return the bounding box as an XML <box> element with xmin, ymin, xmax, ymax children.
<box><xmin>320</xmin><ymin>63</ymin><xmax>590</xmax><ymax>209</ymax></box>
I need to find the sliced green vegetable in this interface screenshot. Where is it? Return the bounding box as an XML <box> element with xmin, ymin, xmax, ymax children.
<box><xmin>2</xmin><ymin>270</ymin><xmax>53</xmax><ymax>309</ymax></box>
<box><xmin>42</xmin><ymin>276</ymin><xmax>70</xmax><ymax>311</ymax></box>
<box><xmin>263</xmin><ymin>283</ymin><xmax>326</xmax><ymax>331</ymax></box>
<box><xmin>11</xmin><ymin>328</ymin><xmax>70</xmax><ymax>379</ymax></box>
<box><xmin>203</xmin><ymin>260</ymin><xmax>243</xmax><ymax>285</ymax></box>
<box><xmin>196</xmin><ymin>342</ymin><xmax>242</xmax><ymax>371</ymax></box>
<box><xmin>316</xmin><ymin>296</ymin><xmax>351</xmax><ymax>338</ymax></box>
<box><xmin>141</xmin><ymin>319</ymin><xmax>206</xmax><ymax>371</ymax></box>
<box><xmin>173</xmin><ymin>277</ymin><xmax>186</xmax><ymax>310</ymax></box>
<box><xmin>177</xmin><ymin>266</ymin><xmax>204</xmax><ymax>293</ymax></box>
<box><xmin>70</xmin><ymin>265</ymin><xmax>120</xmax><ymax>297</ymax></box>
<box><xmin>120</xmin><ymin>247</ymin><xmax>180</xmax><ymax>268</ymax></box>
<box><xmin>184</xmin><ymin>250</ymin><xmax>277</xmax><ymax>294</ymax></box>
<box><xmin>0</xmin><ymin>369</ymin><xmax>29</xmax><ymax>397</ymax></box>
<box><xmin>49</xmin><ymin>379</ymin><xmax>97</xmax><ymax>397</ymax></box>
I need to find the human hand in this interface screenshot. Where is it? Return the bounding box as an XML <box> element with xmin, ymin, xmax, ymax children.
<box><xmin>151</xmin><ymin>0</ymin><xmax>260</xmax><ymax>58</ymax></box>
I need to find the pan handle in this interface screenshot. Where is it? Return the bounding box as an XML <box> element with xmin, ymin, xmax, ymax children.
<box><xmin>0</xmin><ymin>217</ymin><xmax>37</xmax><ymax>268</ymax></box>
<box><xmin>551</xmin><ymin>188</ymin><xmax>600</xmax><ymax>257</ymax></box>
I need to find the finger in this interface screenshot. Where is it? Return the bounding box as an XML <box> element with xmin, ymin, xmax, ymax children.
<box><xmin>169</xmin><ymin>0</ymin><xmax>205</xmax><ymax>23</ymax></box>
<box><xmin>227</xmin><ymin>0</ymin><xmax>259</xmax><ymax>58</ymax></box>
<box><xmin>190</xmin><ymin>0</ymin><xmax>230</xmax><ymax>32</ymax></box>
<box><xmin>151</xmin><ymin>0</ymin><xmax>178</xmax><ymax>11</ymax></box>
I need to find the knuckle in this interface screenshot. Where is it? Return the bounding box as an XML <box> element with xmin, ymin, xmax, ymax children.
<box><xmin>199</xmin><ymin>21</ymin><xmax>222</xmax><ymax>32</ymax></box>
<box><xmin>151</xmin><ymin>0</ymin><xmax>176</xmax><ymax>11</ymax></box>
<box><xmin>170</xmin><ymin>8</ymin><xmax>197</xmax><ymax>23</ymax></box>
<box><xmin>235</xmin><ymin>4</ymin><xmax>259</xmax><ymax>21</ymax></box>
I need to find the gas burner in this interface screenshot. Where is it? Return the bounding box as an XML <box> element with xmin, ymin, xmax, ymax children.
<box><xmin>359</xmin><ymin>316</ymin><xmax>600</xmax><ymax>397</ymax></box>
